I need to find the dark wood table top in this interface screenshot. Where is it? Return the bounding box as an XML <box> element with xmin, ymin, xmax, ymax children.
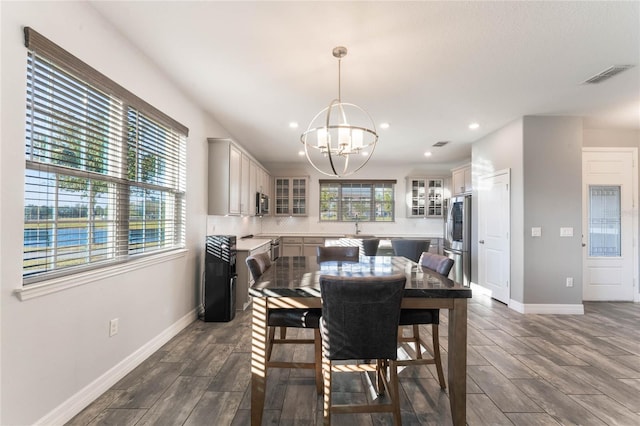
<box><xmin>249</xmin><ymin>256</ymin><xmax>472</xmax><ymax>299</ymax></box>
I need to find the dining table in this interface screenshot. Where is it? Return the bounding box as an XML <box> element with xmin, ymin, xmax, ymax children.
<box><xmin>249</xmin><ymin>255</ymin><xmax>472</xmax><ymax>425</ymax></box>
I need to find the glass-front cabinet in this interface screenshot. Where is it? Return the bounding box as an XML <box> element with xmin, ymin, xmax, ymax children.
<box><xmin>407</xmin><ymin>177</ymin><xmax>444</xmax><ymax>218</ymax></box>
<box><xmin>274</xmin><ymin>177</ymin><xmax>308</xmax><ymax>216</ymax></box>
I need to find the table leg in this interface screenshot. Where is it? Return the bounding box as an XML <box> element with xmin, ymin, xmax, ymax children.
<box><xmin>251</xmin><ymin>297</ymin><xmax>268</xmax><ymax>426</ymax></box>
<box><xmin>448</xmin><ymin>298</ymin><xmax>468</xmax><ymax>426</ymax></box>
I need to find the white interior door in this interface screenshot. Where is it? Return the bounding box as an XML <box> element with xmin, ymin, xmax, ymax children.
<box><xmin>478</xmin><ymin>169</ymin><xmax>511</xmax><ymax>304</ymax></box>
<box><xmin>582</xmin><ymin>148</ymin><xmax>637</xmax><ymax>301</ymax></box>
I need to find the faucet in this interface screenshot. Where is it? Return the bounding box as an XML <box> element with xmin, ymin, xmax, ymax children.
<box><xmin>354</xmin><ymin>214</ymin><xmax>360</xmax><ymax>235</ymax></box>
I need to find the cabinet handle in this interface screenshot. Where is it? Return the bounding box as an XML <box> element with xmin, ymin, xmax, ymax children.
<box><xmin>479</xmin><ymin>240</ymin><xmax>485</xmax><ymax>244</ymax></box>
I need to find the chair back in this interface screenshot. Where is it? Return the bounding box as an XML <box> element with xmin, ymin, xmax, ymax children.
<box><xmin>391</xmin><ymin>239</ymin><xmax>430</xmax><ymax>262</ymax></box>
<box><xmin>246</xmin><ymin>251</ymin><xmax>272</xmax><ymax>281</ymax></box>
<box><xmin>319</xmin><ymin>274</ymin><xmax>406</xmax><ymax>360</ymax></box>
<box><xmin>316</xmin><ymin>246</ymin><xmax>359</xmax><ymax>262</ymax></box>
<box><xmin>419</xmin><ymin>252</ymin><xmax>454</xmax><ymax>276</ymax></box>
<box><xmin>362</xmin><ymin>238</ymin><xmax>380</xmax><ymax>256</ymax></box>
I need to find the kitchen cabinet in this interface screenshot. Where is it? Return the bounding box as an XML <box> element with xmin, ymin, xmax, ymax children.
<box><xmin>207</xmin><ymin>139</ymin><xmax>242</xmax><ymax>215</ymax></box>
<box><xmin>274</xmin><ymin>177</ymin><xmax>308</xmax><ymax>216</ymax></box>
<box><xmin>452</xmin><ymin>164</ymin><xmax>472</xmax><ymax>195</ymax></box>
<box><xmin>207</xmin><ymin>138</ymin><xmax>271</xmax><ymax>216</ymax></box>
<box><xmin>303</xmin><ymin>237</ymin><xmax>325</xmax><ymax>256</ymax></box>
<box><xmin>281</xmin><ymin>236</ymin><xmax>303</xmax><ymax>256</ymax></box>
<box><xmin>407</xmin><ymin>177</ymin><xmax>444</xmax><ymax>218</ymax></box>
<box><xmin>241</xmin><ymin>154</ymin><xmax>251</xmax><ymax>215</ymax></box>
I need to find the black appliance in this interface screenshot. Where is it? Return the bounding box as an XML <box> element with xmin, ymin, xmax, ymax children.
<box><xmin>256</xmin><ymin>192</ymin><xmax>269</xmax><ymax>215</ymax></box>
<box><xmin>203</xmin><ymin>235</ymin><xmax>237</xmax><ymax>322</ymax></box>
<box><xmin>443</xmin><ymin>195</ymin><xmax>471</xmax><ymax>287</ymax></box>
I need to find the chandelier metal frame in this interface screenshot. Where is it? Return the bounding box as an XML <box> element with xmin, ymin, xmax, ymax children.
<box><xmin>300</xmin><ymin>46</ymin><xmax>379</xmax><ymax>177</ymax></box>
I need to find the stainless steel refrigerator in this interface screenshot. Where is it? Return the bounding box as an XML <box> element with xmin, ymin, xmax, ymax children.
<box><xmin>443</xmin><ymin>195</ymin><xmax>471</xmax><ymax>286</ymax></box>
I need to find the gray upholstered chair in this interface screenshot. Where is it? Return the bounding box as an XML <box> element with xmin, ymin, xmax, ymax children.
<box><xmin>397</xmin><ymin>252</ymin><xmax>454</xmax><ymax>390</ymax></box>
<box><xmin>390</xmin><ymin>239</ymin><xmax>430</xmax><ymax>262</ymax></box>
<box><xmin>362</xmin><ymin>238</ymin><xmax>380</xmax><ymax>256</ymax></box>
<box><xmin>319</xmin><ymin>274</ymin><xmax>406</xmax><ymax>425</ymax></box>
<box><xmin>246</xmin><ymin>252</ymin><xmax>322</xmax><ymax>393</ymax></box>
<box><xmin>316</xmin><ymin>245</ymin><xmax>359</xmax><ymax>262</ymax></box>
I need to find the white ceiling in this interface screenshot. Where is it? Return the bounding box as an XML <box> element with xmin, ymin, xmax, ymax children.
<box><xmin>89</xmin><ymin>1</ymin><xmax>640</xmax><ymax>167</ymax></box>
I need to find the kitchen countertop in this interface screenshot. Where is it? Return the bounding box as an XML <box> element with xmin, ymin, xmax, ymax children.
<box><xmin>236</xmin><ymin>238</ymin><xmax>272</xmax><ymax>252</ymax></box>
<box><xmin>257</xmin><ymin>233</ymin><xmax>443</xmax><ymax>239</ymax></box>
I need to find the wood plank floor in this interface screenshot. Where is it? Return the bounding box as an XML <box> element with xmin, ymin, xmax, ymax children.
<box><xmin>67</xmin><ymin>296</ymin><xmax>640</xmax><ymax>425</ymax></box>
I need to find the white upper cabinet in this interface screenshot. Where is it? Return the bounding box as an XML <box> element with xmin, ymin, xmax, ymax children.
<box><xmin>452</xmin><ymin>164</ymin><xmax>472</xmax><ymax>195</ymax></box>
<box><xmin>207</xmin><ymin>138</ymin><xmax>271</xmax><ymax>216</ymax></box>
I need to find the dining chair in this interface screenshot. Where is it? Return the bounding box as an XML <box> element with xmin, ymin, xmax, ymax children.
<box><xmin>362</xmin><ymin>238</ymin><xmax>380</xmax><ymax>256</ymax></box>
<box><xmin>390</xmin><ymin>239</ymin><xmax>430</xmax><ymax>262</ymax></box>
<box><xmin>319</xmin><ymin>274</ymin><xmax>406</xmax><ymax>425</ymax></box>
<box><xmin>316</xmin><ymin>245</ymin><xmax>359</xmax><ymax>262</ymax></box>
<box><xmin>396</xmin><ymin>251</ymin><xmax>453</xmax><ymax>390</ymax></box>
<box><xmin>246</xmin><ymin>252</ymin><xmax>323</xmax><ymax>394</ymax></box>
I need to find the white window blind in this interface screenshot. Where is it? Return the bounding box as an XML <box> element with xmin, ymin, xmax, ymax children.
<box><xmin>23</xmin><ymin>27</ymin><xmax>188</xmax><ymax>284</ymax></box>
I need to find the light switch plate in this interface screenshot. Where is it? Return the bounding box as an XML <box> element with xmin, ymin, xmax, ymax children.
<box><xmin>531</xmin><ymin>227</ymin><xmax>542</xmax><ymax>237</ymax></box>
<box><xmin>560</xmin><ymin>227</ymin><xmax>573</xmax><ymax>237</ymax></box>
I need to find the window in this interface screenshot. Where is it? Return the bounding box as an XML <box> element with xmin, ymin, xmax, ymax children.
<box><xmin>588</xmin><ymin>185</ymin><xmax>621</xmax><ymax>257</ymax></box>
<box><xmin>23</xmin><ymin>28</ymin><xmax>188</xmax><ymax>284</ymax></box>
<box><xmin>319</xmin><ymin>180</ymin><xmax>395</xmax><ymax>222</ymax></box>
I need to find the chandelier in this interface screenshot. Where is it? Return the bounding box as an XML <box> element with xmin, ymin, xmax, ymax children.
<box><xmin>300</xmin><ymin>46</ymin><xmax>378</xmax><ymax>177</ymax></box>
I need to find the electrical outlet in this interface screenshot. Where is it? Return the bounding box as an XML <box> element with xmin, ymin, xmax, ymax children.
<box><xmin>566</xmin><ymin>277</ymin><xmax>574</xmax><ymax>287</ymax></box>
<box><xmin>109</xmin><ymin>318</ymin><xmax>119</xmax><ymax>337</ymax></box>
<box><xmin>531</xmin><ymin>227</ymin><xmax>542</xmax><ymax>237</ymax></box>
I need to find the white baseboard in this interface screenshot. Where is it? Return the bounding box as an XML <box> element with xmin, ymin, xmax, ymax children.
<box><xmin>508</xmin><ymin>299</ymin><xmax>584</xmax><ymax>315</ymax></box>
<box><xmin>470</xmin><ymin>283</ymin><xmax>584</xmax><ymax>315</ymax></box>
<box><xmin>36</xmin><ymin>308</ymin><xmax>198</xmax><ymax>426</ymax></box>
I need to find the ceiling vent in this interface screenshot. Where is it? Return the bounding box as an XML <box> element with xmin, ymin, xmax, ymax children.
<box><xmin>582</xmin><ymin>65</ymin><xmax>634</xmax><ymax>84</ymax></box>
<box><xmin>433</xmin><ymin>141</ymin><xmax>449</xmax><ymax>147</ymax></box>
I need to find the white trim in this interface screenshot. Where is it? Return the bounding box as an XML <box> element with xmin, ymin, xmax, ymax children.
<box><xmin>34</xmin><ymin>308</ymin><xmax>198</xmax><ymax>426</ymax></box>
<box><xmin>508</xmin><ymin>299</ymin><xmax>584</xmax><ymax>315</ymax></box>
<box><xmin>15</xmin><ymin>249</ymin><xmax>188</xmax><ymax>301</ymax></box>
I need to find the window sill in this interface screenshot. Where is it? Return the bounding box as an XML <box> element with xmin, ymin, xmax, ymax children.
<box><xmin>14</xmin><ymin>249</ymin><xmax>188</xmax><ymax>301</ymax></box>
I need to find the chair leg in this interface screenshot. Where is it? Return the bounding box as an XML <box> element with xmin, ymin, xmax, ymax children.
<box><xmin>266</xmin><ymin>326</ymin><xmax>276</xmax><ymax>361</ymax></box>
<box><xmin>376</xmin><ymin>359</ymin><xmax>386</xmax><ymax>396</ymax></box>
<box><xmin>432</xmin><ymin>324</ymin><xmax>446</xmax><ymax>390</ymax></box>
<box><xmin>322</xmin><ymin>354</ymin><xmax>332</xmax><ymax>425</ymax></box>
<box><xmin>279</xmin><ymin>326</ymin><xmax>287</xmax><ymax>339</ymax></box>
<box><xmin>389</xmin><ymin>360</ymin><xmax>402</xmax><ymax>425</ymax></box>
<box><xmin>314</xmin><ymin>329</ymin><xmax>323</xmax><ymax>395</ymax></box>
<box><xmin>412</xmin><ymin>324</ymin><xmax>423</xmax><ymax>359</ymax></box>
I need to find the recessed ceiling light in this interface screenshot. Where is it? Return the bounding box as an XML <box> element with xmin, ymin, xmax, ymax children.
<box><xmin>380</xmin><ymin>122</ymin><xmax>390</xmax><ymax>129</ymax></box>
<box><xmin>424</xmin><ymin>151</ymin><xmax>432</xmax><ymax>157</ymax></box>
<box><xmin>361</xmin><ymin>151</ymin><xmax>369</xmax><ymax>156</ymax></box>
<box><xmin>289</xmin><ymin>122</ymin><xmax>299</xmax><ymax>129</ymax></box>
<box><xmin>298</xmin><ymin>150</ymin><xmax>305</xmax><ymax>156</ymax></box>
<box><xmin>469</xmin><ymin>122</ymin><xmax>480</xmax><ymax>130</ymax></box>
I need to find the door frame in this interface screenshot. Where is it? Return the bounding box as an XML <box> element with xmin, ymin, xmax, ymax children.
<box><xmin>582</xmin><ymin>147</ymin><xmax>638</xmax><ymax>302</ymax></box>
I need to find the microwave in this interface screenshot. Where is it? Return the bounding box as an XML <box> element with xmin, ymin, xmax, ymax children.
<box><xmin>255</xmin><ymin>192</ymin><xmax>269</xmax><ymax>216</ymax></box>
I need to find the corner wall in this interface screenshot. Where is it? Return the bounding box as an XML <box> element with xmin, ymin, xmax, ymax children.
<box><xmin>522</xmin><ymin>116</ymin><xmax>583</xmax><ymax>305</ymax></box>
<box><xmin>472</xmin><ymin>119</ymin><xmax>525</xmax><ymax>302</ymax></box>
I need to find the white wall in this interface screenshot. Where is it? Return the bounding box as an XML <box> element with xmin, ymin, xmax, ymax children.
<box><xmin>522</xmin><ymin>116</ymin><xmax>583</xmax><ymax>305</ymax></box>
<box><xmin>0</xmin><ymin>2</ymin><xmax>227</xmax><ymax>424</ymax></box>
